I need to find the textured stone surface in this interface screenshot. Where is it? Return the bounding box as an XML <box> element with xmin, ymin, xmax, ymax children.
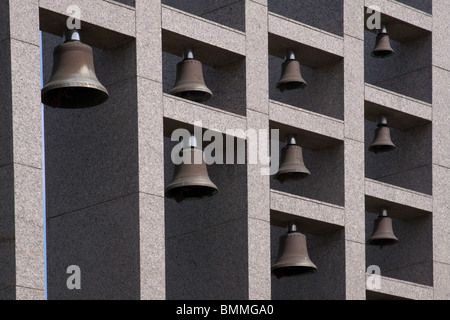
<box><xmin>162</xmin><ymin>5</ymin><xmax>246</xmax><ymax>58</ymax></box>
<box><xmin>162</xmin><ymin>0</ymin><xmax>245</xmax><ymax>31</ymax></box>
<box><xmin>0</xmin><ymin>0</ymin><xmax>44</xmax><ymax>300</ymax></box>
<box><xmin>366</xmin><ymin>274</ymin><xmax>434</xmax><ymax>300</ymax></box>
<box><xmin>39</xmin><ymin>0</ymin><xmax>136</xmax><ymax>40</ymax></box>
<box><xmin>365</xmin><ymin>179</ymin><xmax>433</xmax><ymax>213</ymax></box>
<box><xmin>364</xmin><ymin>84</ymin><xmax>432</xmax><ymax>130</ymax></box>
<box><xmin>268</xmin><ymin>13</ymin><xmax>344</xmax><ymax>58</ymax></box>
<box><xmin>268</xmin><ymin>0</ymin><xmax>343</xmax><ymax>36</ymax></box>
<box><xmin>165</xmin><ymin>219</ymin><xmax>249</xmax><ymax>299</ymax></box>
<box><xmin>1</xmin><ymin>0</ymin><xmax>448</xmax><ymax>301</ymax></box>
<box><xmin>47</xmin><ymin>194</ymin><xmax>141</xmax><ymax>300</ymax></box>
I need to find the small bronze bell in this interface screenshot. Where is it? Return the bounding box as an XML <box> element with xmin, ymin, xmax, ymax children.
<box><xmin>165</xmin><ymin>135</ymin><xmax>218</xmax><ymax>203</ymax></box>
<box><xmin>367</xmin><ymin>209</ymin><xmax>399</xmax><ymax>247</ymax></box>
<box><xmin>369</xmin><ymin>115</ymin><xmax>396</xmax><ymax>154</ymax></box>
<box><xmin>276</xmin><ymin>51</ymin><xmax>307</xmax><ymax>92</ymax></box>
<box><xmin>272</xmin><ymin>223</ymin><xmax>317</xmax><ymax>278</ymax></box>
<box><xmin>170</xmin><ymin>49</ymin><xmax>213</xmax><ymax>103</ymax></box>
<box><xmin>371</xmin><ymin>25</ymin><xmax>395</xmax><ymax>59</ymax></box>
<box><xmin>275</xmin><ymin>136</ymin><xmax>310</xmax><ymax>184</ymax></box>
<box><xmin>42</xmin><ymin>29</ymin><xmax>109</xmax><ymax>109</ymax></box>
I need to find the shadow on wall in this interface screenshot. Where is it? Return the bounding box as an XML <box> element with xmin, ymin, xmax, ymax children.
<box><xmin>365</xmin><ymin>31</ymin><xmax>432</xmax><ymax>104</ymax></box>
<box><xmin>162</xmin><ymin>0</ymin><xmax>246</xmax><ymax>32</ymax></box>
<box><xmin>268</xmin><ymin>0</ymin><xmax>343</xmax><ymax>36</ymax></box>
<box><xmin>43</xmin><ymin>31</ymin><xmax>141</xmax><ymax>299</ymax></box>
<box><xmin>365</xmin><ymin>120</ymin><xmax>432</xmax><ymax>195</ymax></box>
<box><xmin>164</xmin><ymin>136</ymin><xmax>249</xmax><ymax>299</ymax></box>
<box><xmin>271</xmin><ymin>225</ymin><xmax>345</xmax><ymax>300</ymax></box>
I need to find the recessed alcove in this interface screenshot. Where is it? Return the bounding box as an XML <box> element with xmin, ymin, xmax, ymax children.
<box><xmin>162</xmin><ymin>0</ymin><xmax>245</xmax><ymax>32</ymax></box>
<box><xmin>268</xmin><ymin>0</ymin><xmax>343</xmax><ymax>37</ymax></box>
<box><xmin>163</xmin><ymin>118</ymin><xmax>249</xmax><ymax>299</ymax></box>
<box><xmin>364</xmin><ymin>11</ymin><xmax>432</xmax><ymax>103</ymax></box>
<box><xmin>162</xmin><ymin>30</ymin><xmax>246</xmax><ymax>116</ymax></box>
<box><xmin>270</xmin><ymin>216</ymin><xmax>345</xmax><ymax>300</ymax></box>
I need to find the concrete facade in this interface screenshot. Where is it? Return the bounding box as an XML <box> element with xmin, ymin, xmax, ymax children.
<box><xmin>0</xmin><ymin>0</ymin><xmax>448</xmax><ymax>300</ymax></box>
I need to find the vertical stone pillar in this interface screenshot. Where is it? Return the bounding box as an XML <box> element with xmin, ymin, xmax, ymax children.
<box><xmin>431</xmin><ymin>0</ymin><xmax>450</xmax><ymax>300</ymax></box>
<box><xmin>343</xmin><ymin>0</ymin><xmax>366</xmax><ymax>300</ymax></box>
<box><xmin>135</xmin><ymin>0</ymin><xmax>166</xmax><ymax>300</ymax></box>
<box><xmin>245</xmin><ymin>0</ymin><xmax>271</xmax><ymax>300</ymax></box>
<box><xmin>0</xmin><ymin>0</ymin><xmax>45</xmax><ymax>300</ymax></box>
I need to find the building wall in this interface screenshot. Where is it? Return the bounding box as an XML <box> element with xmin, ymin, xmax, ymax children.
<box><xmin>0</xmin><ymin>0</ymin><xmax>448</xmax><ymax>300</ymax></box>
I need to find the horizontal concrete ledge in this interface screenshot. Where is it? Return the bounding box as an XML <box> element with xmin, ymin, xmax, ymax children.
<box><xmin>364</xmin><ymin>0</ymin><xmax>432</xmax><ymax>42</ymax></box>
<box><xmin>162</xmin><ymin>5</ymin><xmax>246</xmax><ymax>66</ymax></box>
<box><xmin>269</xmin><ymin>100</ymin><xmax>344</xmax><ymax>150</ymax></box>
<box><xmin>39</xmin><ymin>0</ymin><xmax>135</xmax><ymax>49</ymax></box>
<box><xmin>268</xmin><ymin>12</ymin><xmax>344</xmax><ymax>66</ymax></box>
<box><xmin>365</xmin><ymin>178</ymin><xmax>433</xmax><ymax>216</ymax></box>
<box><xmin>163</xmin><ymin>94</ymin><xmax>247</xmax><ymax>140</ymax></box>
<box><xmin>366</xmin><ymin>274</ymin><xmax>434</xmax><ymax>300</ymax></box>
<box><xmin>364</xmin><ymin>84</ymin><xmax>432</xmax><ymax>130</ymax></box>
<box><xmin>270</xmin><ymin>189</ymin><xmax>345</xmax><ymax>234</ymax></box>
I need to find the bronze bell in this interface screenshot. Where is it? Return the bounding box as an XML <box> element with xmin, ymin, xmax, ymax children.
<box><xmin>369</xmin><ymin>115</ymin><xmax>396</xmax><ymax>154</ymax></box>
<box><xmin>367</xmin><ymin>209</ymin><xmax>399</xmax><ymax>247</ymax></box>
<box><xmin>371</xmin><ymin>25</ymin><xmax>395</xmax><ymax>59</ymax></box>
<box><xmin>272</xmin><ymin>223</ymin><xmax>317</xmax><ymax>279</ymax></box>
<box><xmin>275</xmin><ymin>136</ymin><xmax>311</xmax><ymax>184</ymax></box>
<box><xmin>276</xmin><ymin>50</ymin><xmax>307</xmax><ymax>92</ymax></box>
<box><xmin>170</xmin><ymin>49</ymin><xmax>213</xmax><ymax>103</ymax></box>
<box><xmin>42</xmin><ymin>29</ymin><xmax>109</xmax><ymax>109</ymax></box>
<box><xmin>165</xmin><ymin>135</ymin><xmax>218</xmax><ymax>203</ymax></box>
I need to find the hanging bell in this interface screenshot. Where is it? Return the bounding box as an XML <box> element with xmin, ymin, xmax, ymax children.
<box><xmin>42</xmin><ymin>29</ymin><xmax>109</xmax><ymax>109</ymax></box>
<box><xmin>275</xmin><ymin>136</ymin><xmax>311</xmax><ymax>184</ymax></box>
<box><xmin>367</xmin><ymin>209</ymin><xmax>399</xmax><ymax>247</ymax></box>
<box><xmin>165</xmin><ymin>135</ymin><xmax>218</xmax><ymax>203</ymax></box>
<box><xmin>170</xmin><ymin>49</ymin><xmax>213</xmax><ymax>103</ymax></box>
<box><xmin>371</xmin><ymin>25</ymin><xmax>395</xmax><ymax>59</ymax></box>
<box><xmin>276</xmin><ymin>50</ymin><xmax>307</xmax><ymax>92</ymax></box>
<box><xmin>272</xmin><ymin>223</ymin><xmax>317</xmax><ymax>279</ymax></box>
<box><xmin>369</xmin><ymin>115</ymin><xmax>396</xmax><ymax>154</ymax></box>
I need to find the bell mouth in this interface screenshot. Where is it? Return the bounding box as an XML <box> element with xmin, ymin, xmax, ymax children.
<box><xmin>368</xmin><ymin>144</ymin><xmax>396</xmax><ymax>154</ymax></box>
<box><xmin>370</xmin><ymin>50</ymin><xmax>395</xmax><ymax>59</ymax></box>
<box><xmin>272</xmin><ymin>265</ymin><xmax>317</xmax><ymax>279</ymax></box>
<box><xmin>275</xmin><ymin>171</ymin><xmax>310</xmax><ymax>184</ymax></box>
<box><xmin>276</xmin><ymin>81</ymin><xmax>307</xmax><ymax>92</ymax></box>
<box><xmin>367</xmin><ymin>237</ymin><xmax>399</xmax><ymax>246</ymax></box>
<box><xmin>41</xmin><ymin>85</ymin><xmax>109</xmax><ymax>109</ymax></box>
<box><xmin>171</xmin><ymin>90</ymin><xmax>212</xmax><ymax>103</ymax></box>
<box><xmin>166</xmin><ymin>185</ymin><xmax>218</xmax><ymax>203</ymax></box>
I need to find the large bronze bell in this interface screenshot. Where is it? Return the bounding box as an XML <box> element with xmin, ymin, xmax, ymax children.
<box><xmin>272</xmin><ymin>223</ymin><xmax>317</xmax><ymax>278</ymax></box>
<box><xmin>42</xmin><ymin>29</ymin><xmax>109</xmax><ymax>109</ymax></box>
<box><xmin>367</xmin><ymin>209</ymin><xmax>399</xmax><ymax>247</ymax></box>
<box><xmin>170</xmin><ymin>49</ymin><xmax>213</xmax><ymax>103</ymax></box>
<box><xmin>276</xmin><ymin>51</ymin><xmax>307</xmax><ymax>92</ymax></box>
<box><xmin>371</xmin><ymin>26</ymin><xmax>395</xmax><ymax>59</ymax></box>
<box><xmin>275</xmin><ymin>136</ymin><xmax>311</xmax><ymax>184</ymax></box>
<box><xmin>165</xmin><ymin>136</ymin><xmax>218</xmax><ymax>203</ymax></box>
<box><xmin>369</xmin><ymin>115</ymin><xmax>396</xmax><ymax>154</ymax></box>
